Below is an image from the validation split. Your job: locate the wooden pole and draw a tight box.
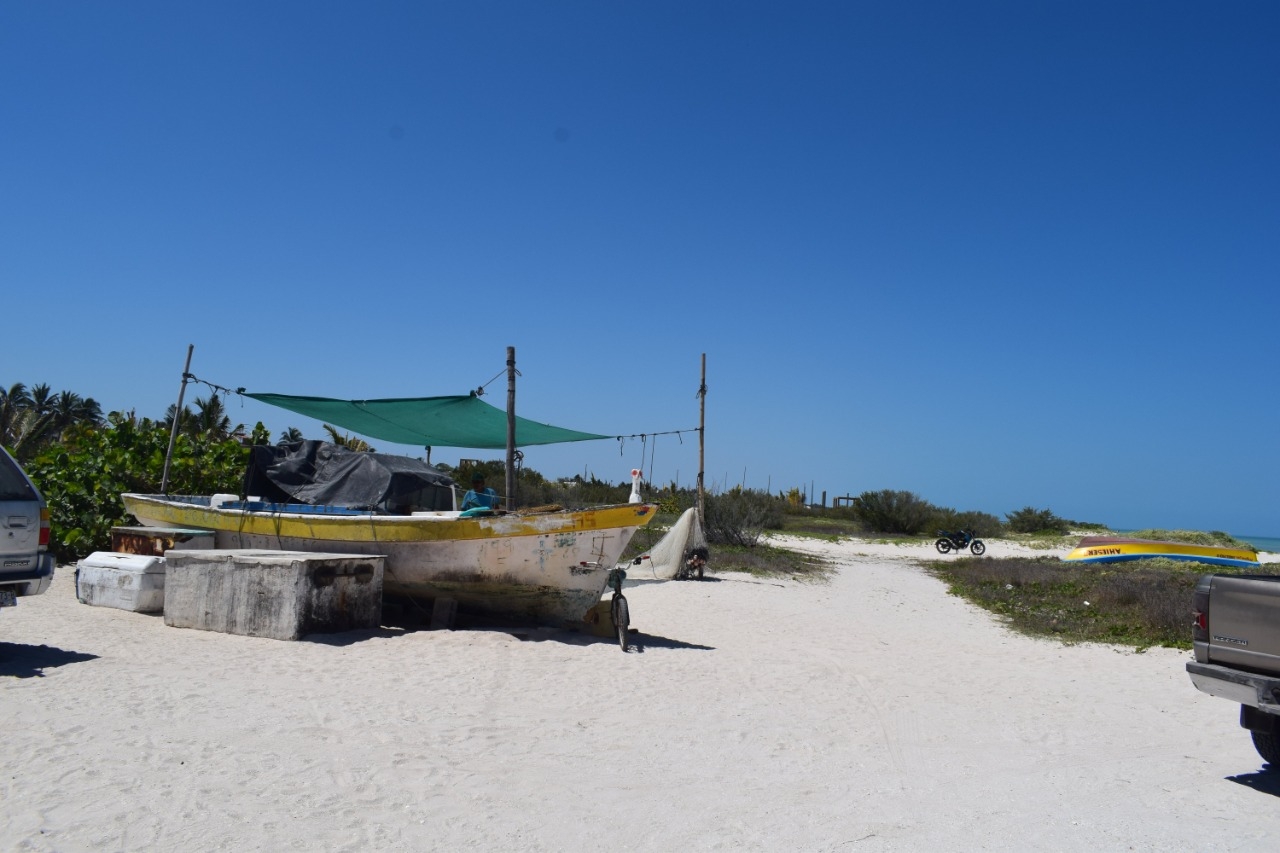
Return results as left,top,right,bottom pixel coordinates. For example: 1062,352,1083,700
505,346,516,511
697,353,706,521
160,344,194,495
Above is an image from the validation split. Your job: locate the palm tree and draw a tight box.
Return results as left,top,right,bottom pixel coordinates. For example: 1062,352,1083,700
0,383,57,457
194,394,233,439
322,424,374,452
47,391,103,442
56,391,103,426
278,427,304,444
163,403,194,436
6,409,56,460
27,383,54,417
166,393,245,441
0,383,32,447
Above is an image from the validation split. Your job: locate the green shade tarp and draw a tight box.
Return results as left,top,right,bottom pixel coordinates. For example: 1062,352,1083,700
247,393,610,449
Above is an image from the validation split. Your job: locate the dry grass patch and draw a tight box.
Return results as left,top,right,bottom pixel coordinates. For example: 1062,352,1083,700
927,556,1280,650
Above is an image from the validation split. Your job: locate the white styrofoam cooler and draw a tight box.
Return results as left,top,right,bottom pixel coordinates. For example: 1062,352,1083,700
76,551,166,613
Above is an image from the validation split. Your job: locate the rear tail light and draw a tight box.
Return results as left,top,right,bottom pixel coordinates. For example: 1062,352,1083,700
1192,587,1210,643
38,507,50,549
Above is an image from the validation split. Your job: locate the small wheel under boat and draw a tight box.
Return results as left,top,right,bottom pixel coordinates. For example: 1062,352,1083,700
611,594,630,652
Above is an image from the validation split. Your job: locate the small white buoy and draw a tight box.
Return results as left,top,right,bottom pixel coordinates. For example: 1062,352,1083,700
628,468,643,503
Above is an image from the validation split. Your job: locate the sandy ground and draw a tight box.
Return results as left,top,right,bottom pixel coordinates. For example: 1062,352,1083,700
3,538,1280,852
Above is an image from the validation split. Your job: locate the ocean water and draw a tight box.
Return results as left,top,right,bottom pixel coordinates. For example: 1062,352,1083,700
1237,535,1280,554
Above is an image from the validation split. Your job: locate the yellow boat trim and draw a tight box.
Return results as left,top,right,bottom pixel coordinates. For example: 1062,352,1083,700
121,495,655,543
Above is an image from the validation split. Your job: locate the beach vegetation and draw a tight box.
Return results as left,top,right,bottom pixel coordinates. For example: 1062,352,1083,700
1,381,105,461
278,426,305,443
1005,506,1070,535
927,556,1280,650
848,489,937,535
25,413,248,563
930,509,1004,538
163,392,243,442
1004,531,1081,551
502,469,631,508
1123,528,1254,550
321,423,375,452
707,542,832,580
702,487,785,547
778,509,864,540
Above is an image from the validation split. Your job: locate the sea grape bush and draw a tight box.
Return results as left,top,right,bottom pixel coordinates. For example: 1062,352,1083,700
24,416,248,563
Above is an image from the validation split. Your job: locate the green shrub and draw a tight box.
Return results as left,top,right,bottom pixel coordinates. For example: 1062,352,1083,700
1126,529,1254,550
703,488,785,547
1006,506,1070,535
25,417,248,563
930,509,1005,538
850,490,938,535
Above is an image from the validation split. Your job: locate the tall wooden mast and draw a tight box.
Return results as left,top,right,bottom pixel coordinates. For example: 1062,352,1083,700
697,352,707,520
505,346,517,510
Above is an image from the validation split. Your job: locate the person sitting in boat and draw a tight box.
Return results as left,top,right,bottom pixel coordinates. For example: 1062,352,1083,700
461,472,499,511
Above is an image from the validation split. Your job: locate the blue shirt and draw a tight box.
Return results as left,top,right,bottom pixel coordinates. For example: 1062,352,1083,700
461,486,498,510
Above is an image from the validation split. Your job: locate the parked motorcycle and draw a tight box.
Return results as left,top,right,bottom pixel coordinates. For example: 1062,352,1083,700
935,529,986,556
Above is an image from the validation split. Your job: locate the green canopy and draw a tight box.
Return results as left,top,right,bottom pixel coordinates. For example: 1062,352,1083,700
246,393,610,449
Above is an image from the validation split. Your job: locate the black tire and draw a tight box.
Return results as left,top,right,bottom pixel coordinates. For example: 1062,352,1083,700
611,594,630,652
970,539,986,556
935,538,952,554
1252,730,1280,767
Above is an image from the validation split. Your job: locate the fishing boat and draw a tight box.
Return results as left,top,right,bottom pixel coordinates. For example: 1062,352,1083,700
1062,536,1259,569
122,440,657,626
122,492,656,625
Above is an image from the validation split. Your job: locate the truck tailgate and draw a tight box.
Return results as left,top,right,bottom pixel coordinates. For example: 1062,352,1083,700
1201,574,1280,672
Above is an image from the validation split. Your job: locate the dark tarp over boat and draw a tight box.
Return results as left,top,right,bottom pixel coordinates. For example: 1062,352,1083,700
243,441,455,513
245,393,609,449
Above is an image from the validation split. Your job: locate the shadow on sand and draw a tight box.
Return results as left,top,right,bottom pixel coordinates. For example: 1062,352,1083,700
1227,767,1280,798
303,627,410,646
0,642,100,679
624,576,724,588
308,621,715,652
503,627,715,653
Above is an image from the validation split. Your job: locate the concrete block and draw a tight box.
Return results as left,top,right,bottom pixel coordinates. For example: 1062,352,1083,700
76,552,167,613
163,550,384,640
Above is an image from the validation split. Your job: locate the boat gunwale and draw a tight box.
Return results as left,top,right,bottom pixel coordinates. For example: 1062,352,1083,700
120,493,657,543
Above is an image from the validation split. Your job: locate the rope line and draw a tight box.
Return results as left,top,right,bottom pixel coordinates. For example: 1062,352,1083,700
470,367,519,397
184,374,246,401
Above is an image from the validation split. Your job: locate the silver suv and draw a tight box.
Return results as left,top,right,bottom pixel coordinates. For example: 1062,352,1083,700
0,446,54,608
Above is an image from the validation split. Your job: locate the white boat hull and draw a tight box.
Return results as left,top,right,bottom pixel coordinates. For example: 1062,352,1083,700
121,494,657,626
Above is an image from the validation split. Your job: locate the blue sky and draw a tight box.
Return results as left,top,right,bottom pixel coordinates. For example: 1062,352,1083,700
3,2,1277,534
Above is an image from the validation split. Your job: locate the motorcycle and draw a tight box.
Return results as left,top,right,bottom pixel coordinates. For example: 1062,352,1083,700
935,529,986,556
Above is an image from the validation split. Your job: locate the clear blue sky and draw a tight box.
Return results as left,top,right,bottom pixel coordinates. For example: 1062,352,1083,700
3,2,1277,534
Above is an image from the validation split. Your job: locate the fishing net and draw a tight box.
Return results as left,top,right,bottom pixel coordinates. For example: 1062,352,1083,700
624,507,709,580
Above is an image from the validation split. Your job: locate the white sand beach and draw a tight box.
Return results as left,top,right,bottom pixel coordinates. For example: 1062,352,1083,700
4,538,1279,851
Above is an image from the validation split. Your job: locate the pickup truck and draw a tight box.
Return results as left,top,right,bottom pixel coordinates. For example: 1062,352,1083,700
0,446,55,610
1186,573,1280,768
